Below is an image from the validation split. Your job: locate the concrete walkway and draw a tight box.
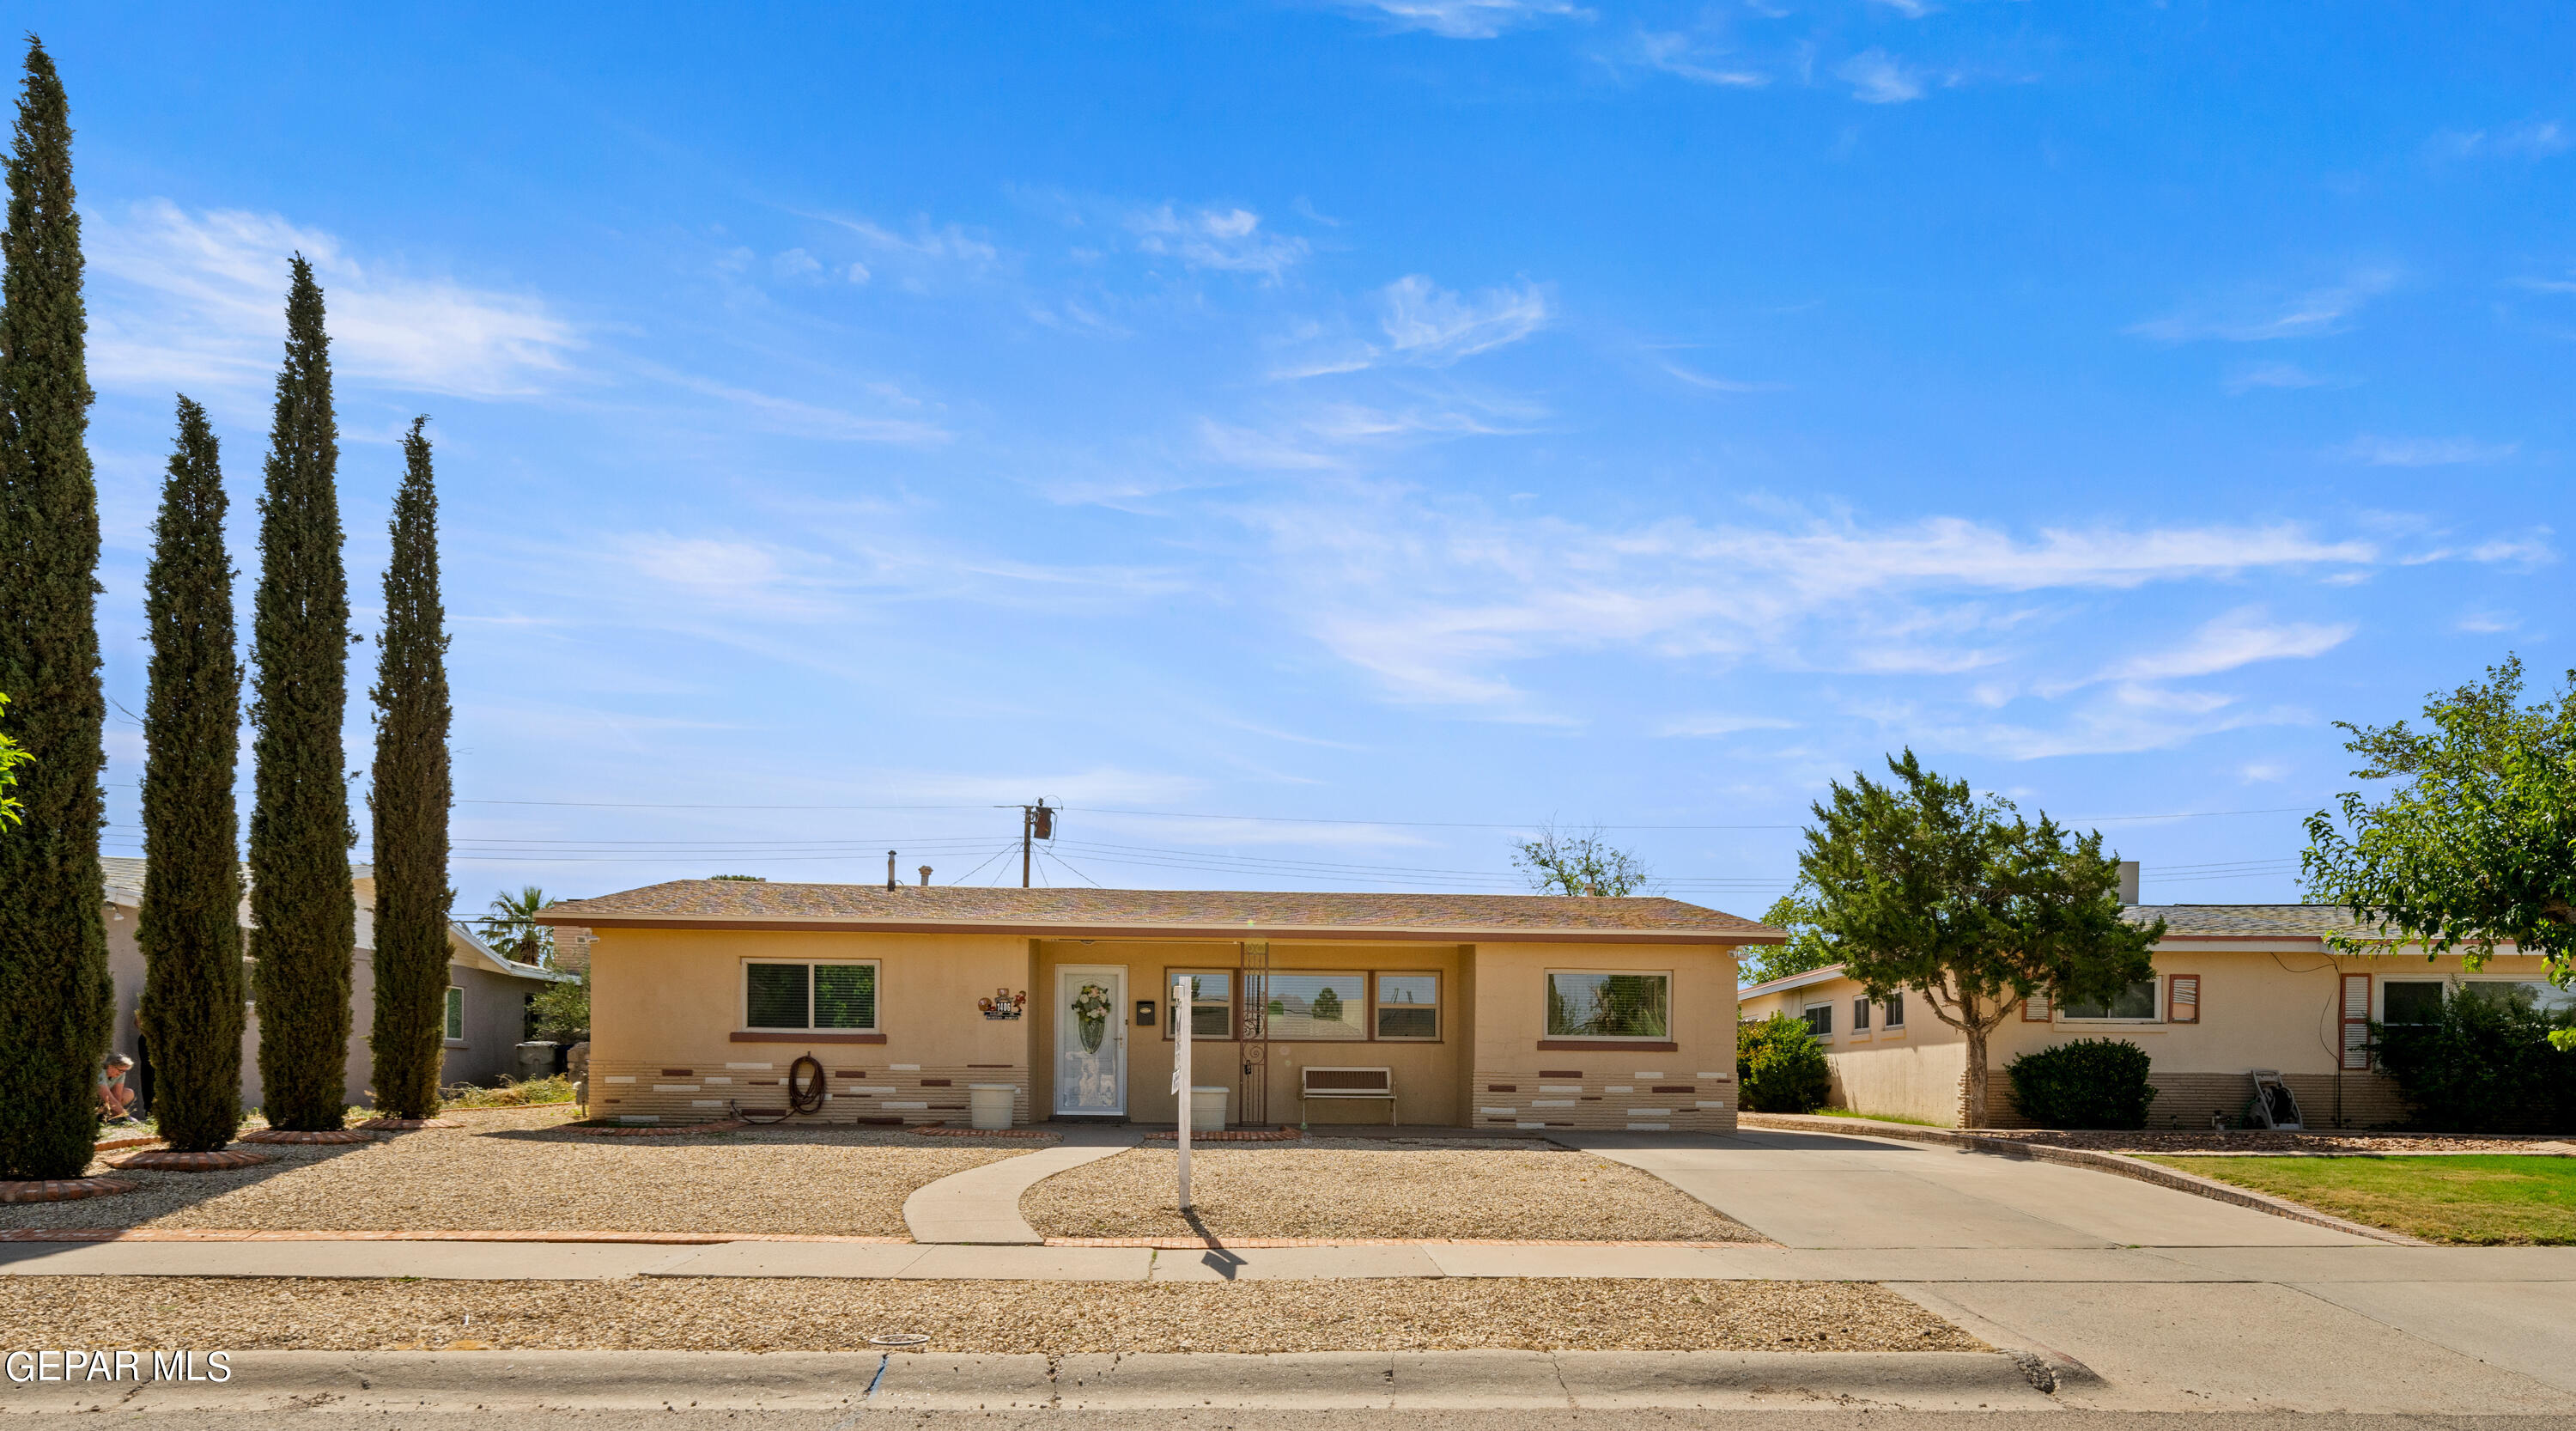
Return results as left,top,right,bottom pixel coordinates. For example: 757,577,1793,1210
901,1126,1139,1245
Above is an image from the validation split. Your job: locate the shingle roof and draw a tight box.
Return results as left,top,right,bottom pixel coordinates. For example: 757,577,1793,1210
535,881,1779,943
2129,904,2377,940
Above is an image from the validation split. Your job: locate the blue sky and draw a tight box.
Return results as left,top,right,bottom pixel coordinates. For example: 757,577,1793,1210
41,1,2569,912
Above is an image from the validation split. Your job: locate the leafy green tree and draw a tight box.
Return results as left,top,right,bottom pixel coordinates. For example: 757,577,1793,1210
1510,824,1653,896
2303,655,2576,1050
1791,750,2162,1128
248,256,355,1132
1747,894,1840,984
367,418,452,1121
528,970,589,1044
482,885,553,966
0,37,112,1180
2372,981,2576,1133
138,397,245,1153
0,691,26,829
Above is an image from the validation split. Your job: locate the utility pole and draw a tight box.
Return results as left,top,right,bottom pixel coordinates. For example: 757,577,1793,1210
1017,800,1055,888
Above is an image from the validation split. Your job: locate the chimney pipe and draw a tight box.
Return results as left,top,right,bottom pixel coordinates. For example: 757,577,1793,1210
2117,860,2140,905
918,865,933,887
885,850,896,892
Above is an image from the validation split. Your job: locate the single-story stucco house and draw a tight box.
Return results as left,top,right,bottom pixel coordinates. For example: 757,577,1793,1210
102,857,575,1112
535,881,1781,1130
1738,869,2567,1130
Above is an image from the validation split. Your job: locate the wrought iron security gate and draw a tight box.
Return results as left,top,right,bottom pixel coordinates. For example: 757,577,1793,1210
1237,940,1270,1125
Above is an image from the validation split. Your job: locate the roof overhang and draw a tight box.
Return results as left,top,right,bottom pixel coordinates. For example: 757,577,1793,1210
537,913,1778,945
1737,964,1849,998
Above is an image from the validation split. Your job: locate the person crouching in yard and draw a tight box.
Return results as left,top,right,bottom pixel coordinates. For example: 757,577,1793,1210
99,1054,139,1125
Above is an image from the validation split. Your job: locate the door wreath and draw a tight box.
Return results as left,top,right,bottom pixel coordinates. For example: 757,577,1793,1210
1071,983,1113,1054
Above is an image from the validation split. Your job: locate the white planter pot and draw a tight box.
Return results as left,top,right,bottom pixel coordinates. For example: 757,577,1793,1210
967,1084,1018,1131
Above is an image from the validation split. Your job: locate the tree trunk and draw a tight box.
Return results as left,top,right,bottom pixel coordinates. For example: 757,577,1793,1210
1961,1021,1991,1128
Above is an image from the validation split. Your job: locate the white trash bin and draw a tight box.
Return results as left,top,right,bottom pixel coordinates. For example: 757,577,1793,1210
967,1084,1017,1131
1188,1085,1230,1133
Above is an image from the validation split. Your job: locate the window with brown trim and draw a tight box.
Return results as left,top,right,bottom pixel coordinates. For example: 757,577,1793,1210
1163,969,1236,1041
1374,972,1440,1040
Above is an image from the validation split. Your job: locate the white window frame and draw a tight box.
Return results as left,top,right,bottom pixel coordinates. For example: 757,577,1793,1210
2382,975,2575,1024
1544,968,1674,1041
1850,996,1871,1032
1801,1001,1835,1038
1164,967,1237,1043
443,985,465,1044
1372,971,1443,1042
740,957,883,1034
2057,976,2164,1024
1882,994,1905,1029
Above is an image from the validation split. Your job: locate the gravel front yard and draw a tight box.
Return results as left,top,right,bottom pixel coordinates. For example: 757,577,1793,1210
2,1109,1027,1237
0,1276,1975,1353
1023,1144,1760,1242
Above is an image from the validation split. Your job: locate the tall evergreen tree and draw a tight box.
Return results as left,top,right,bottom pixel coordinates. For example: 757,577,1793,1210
0,37,111,1180
368,417,452,1121
139,397,244,1153
248,257,354,1131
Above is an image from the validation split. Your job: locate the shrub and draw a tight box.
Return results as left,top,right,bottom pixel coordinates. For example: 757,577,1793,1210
1737,1014,1832,1113
2375,983,2576,1133
528,971,590,1044
441,1075,576,1109
2005,1038,2158,1129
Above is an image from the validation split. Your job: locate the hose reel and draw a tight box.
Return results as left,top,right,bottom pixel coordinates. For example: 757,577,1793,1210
735,1054,827,1124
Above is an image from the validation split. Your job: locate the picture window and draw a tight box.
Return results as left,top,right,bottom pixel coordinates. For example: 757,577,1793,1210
744,960,879,1032
1546,971,1671,1039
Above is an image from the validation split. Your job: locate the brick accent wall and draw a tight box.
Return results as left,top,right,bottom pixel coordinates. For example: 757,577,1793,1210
1469,1061,1736,1133
586,1058,1030,1125
550,925,594,975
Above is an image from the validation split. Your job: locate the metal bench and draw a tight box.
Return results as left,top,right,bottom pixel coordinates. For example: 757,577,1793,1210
1299,1066,1396,1127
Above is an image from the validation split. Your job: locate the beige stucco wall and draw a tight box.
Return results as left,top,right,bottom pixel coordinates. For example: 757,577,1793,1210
1740,946,2562,1128
587,926,1036,1125
1468,941,1739,1134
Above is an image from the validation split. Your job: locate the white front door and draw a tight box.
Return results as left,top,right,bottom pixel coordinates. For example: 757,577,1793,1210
1054,966,1127,1116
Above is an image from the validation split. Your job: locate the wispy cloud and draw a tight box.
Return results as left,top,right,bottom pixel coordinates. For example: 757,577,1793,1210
1379,276,1551,363
1656,713,1799,738
1868,0,1935,15
1629,31,1768,87
1127,205,1308,278
2225,362,2347,393
2331,435,2517,467
636,363,950,446
1662,362,1787,393
2426,120,2570,161
90,199,581,399
1837,50,1924,104
2101,608,2355,681
2129,269,2397,344
1938,683,2306,760
1335,0,1588,39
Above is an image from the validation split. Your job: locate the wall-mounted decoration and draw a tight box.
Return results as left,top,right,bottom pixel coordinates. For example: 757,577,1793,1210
978,988,1028,1020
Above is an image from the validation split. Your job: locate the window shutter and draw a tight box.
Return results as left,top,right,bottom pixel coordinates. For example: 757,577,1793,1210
2021,991,2051,1021
2339,972,2372,1069
2168,974,2200,1024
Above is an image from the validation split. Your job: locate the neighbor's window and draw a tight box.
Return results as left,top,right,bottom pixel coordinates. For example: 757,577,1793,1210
443,987,465,1041
1375,973,1441,1040
1256,972,1368,1040
744,959,880,1032
1883,995,1905,1028
1545,971,1672,1040
1167,971,1235,1041
2060,977,2160,1021
2452,980,2576,1019
1851,996,1872,1032
1801,1002,1833,1038
2382,980,2444,1026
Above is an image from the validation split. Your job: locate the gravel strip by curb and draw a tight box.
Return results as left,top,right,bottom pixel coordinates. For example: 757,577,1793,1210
1741,1112,2427,1245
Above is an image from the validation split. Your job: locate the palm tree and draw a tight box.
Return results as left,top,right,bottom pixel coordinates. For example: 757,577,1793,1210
483,886,552,967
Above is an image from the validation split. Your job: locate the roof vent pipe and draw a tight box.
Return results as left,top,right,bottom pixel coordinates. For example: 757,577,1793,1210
2117,860,2140,905
886,850,896,892
918,865,933,887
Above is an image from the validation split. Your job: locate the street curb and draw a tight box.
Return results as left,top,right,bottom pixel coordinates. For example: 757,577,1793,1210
1740,1113,2427,1245
0,1348,2057,1413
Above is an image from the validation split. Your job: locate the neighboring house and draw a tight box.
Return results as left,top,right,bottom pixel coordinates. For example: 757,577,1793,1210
534,882,1782,1130
1738,866,2567,1130
101,857,576,1111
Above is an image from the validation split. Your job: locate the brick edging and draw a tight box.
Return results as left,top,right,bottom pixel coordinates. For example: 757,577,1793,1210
568,1119,750,1137
0,1178,140,1205
1142,1129,1303,1142
0,1227,1759,1249
1042,1235,1759,1249
1739,1113,2427,1245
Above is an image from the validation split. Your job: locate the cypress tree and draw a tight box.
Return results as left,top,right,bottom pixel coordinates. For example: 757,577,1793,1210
367,417,452,1121
0,36,112,1180
139,397,244,1153
248,257,354,1131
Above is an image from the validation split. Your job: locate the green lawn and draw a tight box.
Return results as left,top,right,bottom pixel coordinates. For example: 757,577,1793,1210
2144,1154,2576,1245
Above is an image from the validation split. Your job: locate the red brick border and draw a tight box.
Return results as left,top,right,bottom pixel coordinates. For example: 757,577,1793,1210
354,1117,462,1131
1143,1129,1303,1142
0,1177,139,1205
0,1226,1752,1248
910,1124,1054,1140
568,1119,750,1137
93,1135,161,1152
105,1148,276,1172
240,1129,378,1145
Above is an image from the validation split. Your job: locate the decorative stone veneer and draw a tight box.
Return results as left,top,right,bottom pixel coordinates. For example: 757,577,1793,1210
586,1058,1030,1126
1969,1068,2411,1130
1469,1062,1736,1133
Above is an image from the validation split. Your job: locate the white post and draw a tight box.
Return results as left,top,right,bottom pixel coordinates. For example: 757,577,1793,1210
1172,976,1192,1211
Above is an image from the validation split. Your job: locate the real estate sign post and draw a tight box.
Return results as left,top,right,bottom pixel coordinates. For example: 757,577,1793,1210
1173,975,1192,1210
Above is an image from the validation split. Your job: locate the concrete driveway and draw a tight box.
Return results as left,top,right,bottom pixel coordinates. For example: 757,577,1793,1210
1565,1124,2576,1412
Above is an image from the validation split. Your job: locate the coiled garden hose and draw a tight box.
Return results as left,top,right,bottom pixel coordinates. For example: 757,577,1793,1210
734,1054,828,1124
